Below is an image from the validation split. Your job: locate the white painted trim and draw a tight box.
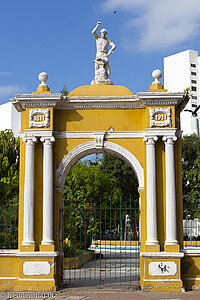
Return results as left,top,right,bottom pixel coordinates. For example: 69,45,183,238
17,278,55,281
182,249,200,256
54,129,182,139
183,278,200,281
20,130,54,138
145,128,178,137
56,141,144,193
0,277,18,280
143,279,182,282
11,92,184,111
141,252,184,258
17,252,59,258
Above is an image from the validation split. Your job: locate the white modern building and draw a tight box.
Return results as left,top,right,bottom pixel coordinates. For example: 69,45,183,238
164,49,200,136
0,101,21,136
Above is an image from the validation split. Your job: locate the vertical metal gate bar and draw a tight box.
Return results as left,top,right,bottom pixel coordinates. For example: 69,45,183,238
110,196,112,284
120,196,122,285
115,202,117,281
104,201,107,284
125,205,127,284
84,204,87,281
79,196,82,282
129,196,132,285
100,196,102,285
89,201,92,281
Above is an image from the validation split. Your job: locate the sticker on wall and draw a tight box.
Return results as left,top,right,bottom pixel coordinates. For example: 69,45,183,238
149,107,171,127
149,261,177,276
29,108,50,128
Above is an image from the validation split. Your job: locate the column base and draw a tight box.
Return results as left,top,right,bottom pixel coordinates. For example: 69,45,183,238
164,244,180,252
140,252,184,292
40,244,55,252
145,244,160,252
20,244,35,252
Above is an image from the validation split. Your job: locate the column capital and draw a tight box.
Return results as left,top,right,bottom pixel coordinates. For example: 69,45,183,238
143,136,158,145
162,136,177,144
40,136,55,144
23,136,37,145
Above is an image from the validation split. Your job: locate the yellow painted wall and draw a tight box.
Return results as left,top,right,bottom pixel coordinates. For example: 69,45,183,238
15,84,184,291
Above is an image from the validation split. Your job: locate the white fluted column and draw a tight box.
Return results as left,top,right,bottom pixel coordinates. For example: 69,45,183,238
163,136,178,245
144,136,159,245
40,136,55,245
22,136,37,245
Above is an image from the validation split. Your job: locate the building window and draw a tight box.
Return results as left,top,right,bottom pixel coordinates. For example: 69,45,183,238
192,96,197,100
191,86,197,91
191,72,197,76
191,80,197,84
191,63,196,68
192,104,197,108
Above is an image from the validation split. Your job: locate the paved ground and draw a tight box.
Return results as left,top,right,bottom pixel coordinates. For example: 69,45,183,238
1,286,200,299
63,255,140,286
55,286,200,300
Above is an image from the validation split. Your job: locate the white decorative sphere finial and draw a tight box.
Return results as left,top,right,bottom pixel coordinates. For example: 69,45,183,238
38,72,48,86
152,69,162,84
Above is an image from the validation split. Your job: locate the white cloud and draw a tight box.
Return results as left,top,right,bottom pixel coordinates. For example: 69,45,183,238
102,0,200,52
0,72,20,76
0,85,26,97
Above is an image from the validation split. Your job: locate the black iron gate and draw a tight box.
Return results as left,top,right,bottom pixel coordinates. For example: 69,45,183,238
63,196,140,287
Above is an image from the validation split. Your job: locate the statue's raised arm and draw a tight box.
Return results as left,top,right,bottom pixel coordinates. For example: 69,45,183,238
91,22,116,85
92,22,101,39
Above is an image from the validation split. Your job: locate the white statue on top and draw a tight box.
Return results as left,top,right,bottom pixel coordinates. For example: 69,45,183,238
91,22,116,85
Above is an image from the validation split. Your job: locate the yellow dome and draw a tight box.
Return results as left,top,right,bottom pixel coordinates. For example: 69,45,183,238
68,84,133,97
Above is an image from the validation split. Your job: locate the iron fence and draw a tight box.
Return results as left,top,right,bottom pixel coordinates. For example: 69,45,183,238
63,196,140,287
183,218,200,248
0,199,18,249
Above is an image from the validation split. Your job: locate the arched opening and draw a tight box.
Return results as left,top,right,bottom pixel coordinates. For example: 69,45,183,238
56,141,144,287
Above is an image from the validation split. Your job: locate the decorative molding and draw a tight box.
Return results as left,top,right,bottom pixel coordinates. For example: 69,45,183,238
22,136,37,146
141,252,184,259
54,131,145,139
29,108,50,128
144,128,178,137
17,252,59,258
163,136,177,144
94,131,105,149
10,92,185,112
54,129,182,140
20,130,54,139
149,261,177,276
181,249,200,257
56,141,144,193
149,107,171,127
10,94,62,112
40,136,55,144
143,136,158,145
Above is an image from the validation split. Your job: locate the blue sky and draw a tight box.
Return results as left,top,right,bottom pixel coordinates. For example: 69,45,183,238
1,0,200,104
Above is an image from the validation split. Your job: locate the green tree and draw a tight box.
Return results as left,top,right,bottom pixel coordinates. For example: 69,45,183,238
0,130,19,248
182,134,200,218
100,153,139,206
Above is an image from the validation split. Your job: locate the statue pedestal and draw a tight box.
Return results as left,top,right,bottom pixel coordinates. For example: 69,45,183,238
91,79,114,85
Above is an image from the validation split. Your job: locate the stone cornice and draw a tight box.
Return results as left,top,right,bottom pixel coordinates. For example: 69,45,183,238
10,92,185,111
10,93,62,111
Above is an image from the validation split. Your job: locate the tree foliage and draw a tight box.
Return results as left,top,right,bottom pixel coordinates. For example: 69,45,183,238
182,134,200,218
0,130,19,248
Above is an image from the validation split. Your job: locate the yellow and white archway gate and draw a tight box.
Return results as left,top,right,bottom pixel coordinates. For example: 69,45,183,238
0,78,194,292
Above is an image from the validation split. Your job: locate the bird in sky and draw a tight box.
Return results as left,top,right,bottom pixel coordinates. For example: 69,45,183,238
114,10,116,14
184,105,200,117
